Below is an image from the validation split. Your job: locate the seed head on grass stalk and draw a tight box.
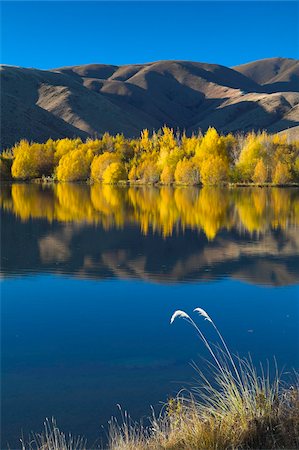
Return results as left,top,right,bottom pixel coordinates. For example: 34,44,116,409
170,309,224,375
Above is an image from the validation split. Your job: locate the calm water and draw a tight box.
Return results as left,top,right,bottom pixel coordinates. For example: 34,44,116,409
1,184,299,449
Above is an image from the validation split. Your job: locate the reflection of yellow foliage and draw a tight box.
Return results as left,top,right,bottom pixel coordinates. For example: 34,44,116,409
3,184,299,240
11,184,55,221
55,184,95,222
90,185,125,228
235,189,269,233
196,188,231,240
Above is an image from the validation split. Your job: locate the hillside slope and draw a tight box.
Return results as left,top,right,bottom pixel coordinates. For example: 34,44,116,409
1,58,299,149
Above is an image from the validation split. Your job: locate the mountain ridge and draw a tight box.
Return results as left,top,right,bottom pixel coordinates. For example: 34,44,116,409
1,57,299,149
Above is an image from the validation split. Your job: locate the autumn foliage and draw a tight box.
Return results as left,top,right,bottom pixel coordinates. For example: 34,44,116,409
5,127,299,185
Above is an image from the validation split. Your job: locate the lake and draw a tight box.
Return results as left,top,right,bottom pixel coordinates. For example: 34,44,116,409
1,184,299,449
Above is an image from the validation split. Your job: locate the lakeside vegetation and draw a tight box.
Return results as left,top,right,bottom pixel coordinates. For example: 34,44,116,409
1,128,299,185
20,309,299,450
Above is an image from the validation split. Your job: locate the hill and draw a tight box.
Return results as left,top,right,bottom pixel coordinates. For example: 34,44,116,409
1,58,299,149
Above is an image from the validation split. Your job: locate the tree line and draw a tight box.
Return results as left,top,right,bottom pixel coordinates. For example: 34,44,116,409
1,127,299,185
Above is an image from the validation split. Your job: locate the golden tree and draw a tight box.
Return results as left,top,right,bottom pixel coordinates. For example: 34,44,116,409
56,148,94,181
91,152,119,182
12,141,55,180
272,162,291,184
200,156,229,185
160,165,175,184
252,159,267,184
174,159,199,185
102,162,127,184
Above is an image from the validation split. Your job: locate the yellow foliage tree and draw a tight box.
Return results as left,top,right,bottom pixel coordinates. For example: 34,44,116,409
128,165,138,182
160,165,175,184
174,159,199,185
252,159,267,184
272,162,291,184
12,140,55,180
56,148,94,181
195,127,228,166
102,162,127,184
54,138,82,162
237,133,266,181
138,160,160,184
91,152,119,182
200,156,229,185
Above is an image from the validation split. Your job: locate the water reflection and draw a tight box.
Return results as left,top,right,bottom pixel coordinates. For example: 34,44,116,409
1,184,299,285
2,184,299,237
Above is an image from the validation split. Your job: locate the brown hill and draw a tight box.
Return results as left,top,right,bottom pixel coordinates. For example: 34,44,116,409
1,58,299,149
234,57,299,92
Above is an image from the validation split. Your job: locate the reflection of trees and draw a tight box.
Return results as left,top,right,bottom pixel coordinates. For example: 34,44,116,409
2,184,299,240
11,184,55,221
55,184,95,222
235,189,269,233
90,185,126,229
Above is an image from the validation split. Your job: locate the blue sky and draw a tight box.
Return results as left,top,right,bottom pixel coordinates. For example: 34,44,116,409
1,1,298,69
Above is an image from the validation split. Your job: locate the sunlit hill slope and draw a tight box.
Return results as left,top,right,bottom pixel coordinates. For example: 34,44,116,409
1,57,299,148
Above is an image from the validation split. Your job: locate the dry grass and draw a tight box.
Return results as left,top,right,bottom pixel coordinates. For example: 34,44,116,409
20,418,87,450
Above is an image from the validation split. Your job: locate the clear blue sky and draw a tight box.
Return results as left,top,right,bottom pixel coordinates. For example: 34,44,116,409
1,1,298,69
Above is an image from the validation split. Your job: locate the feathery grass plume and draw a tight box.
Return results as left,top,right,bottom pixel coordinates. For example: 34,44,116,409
170,310,189,324
170,309,224,373
194,307,242,386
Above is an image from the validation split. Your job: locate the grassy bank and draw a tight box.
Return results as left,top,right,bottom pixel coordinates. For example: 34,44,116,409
20,309,299,450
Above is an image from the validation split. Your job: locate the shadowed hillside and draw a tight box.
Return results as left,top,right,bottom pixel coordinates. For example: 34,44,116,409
1,58,299,149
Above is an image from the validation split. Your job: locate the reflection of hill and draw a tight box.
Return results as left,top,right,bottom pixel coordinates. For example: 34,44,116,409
1,184,299,286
